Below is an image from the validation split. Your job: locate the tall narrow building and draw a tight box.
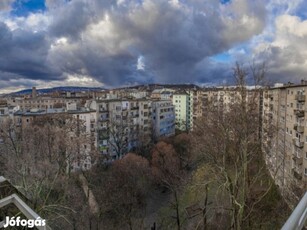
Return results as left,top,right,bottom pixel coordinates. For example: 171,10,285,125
262,81,307,206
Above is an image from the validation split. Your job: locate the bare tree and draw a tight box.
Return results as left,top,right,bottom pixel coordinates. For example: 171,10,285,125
191,63,273,229
151,141,187,230
107,118,129,159
0,114,93,228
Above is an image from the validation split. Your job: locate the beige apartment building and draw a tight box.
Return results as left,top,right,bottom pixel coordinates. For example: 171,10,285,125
262,81,307,205
88,98,155,160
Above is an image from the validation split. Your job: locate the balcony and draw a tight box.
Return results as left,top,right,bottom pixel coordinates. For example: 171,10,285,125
295,94,306,102
99,126,108,131
293,138,304,148
131,106,139,110
0,176,51,229
99,108,108,113
282,192,307,230
293,169,303,180
98,130,109,140
292,155,303,165
99,117,109,122
294,124,305,133
99,145,108,152
294,109,305,117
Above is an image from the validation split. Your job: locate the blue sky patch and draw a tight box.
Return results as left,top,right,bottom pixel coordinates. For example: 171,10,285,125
211,52,232,63
220,0,231,5
11,0,46,17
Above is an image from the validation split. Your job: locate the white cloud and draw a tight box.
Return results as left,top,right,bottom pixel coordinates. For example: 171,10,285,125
137,56,145,70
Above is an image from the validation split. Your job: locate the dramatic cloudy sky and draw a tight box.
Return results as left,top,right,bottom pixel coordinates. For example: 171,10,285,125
0,0,306,93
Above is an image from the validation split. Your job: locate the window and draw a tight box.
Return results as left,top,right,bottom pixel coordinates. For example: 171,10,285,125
305,168,307,176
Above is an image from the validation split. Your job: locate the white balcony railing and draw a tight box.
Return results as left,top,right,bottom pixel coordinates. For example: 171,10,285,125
282,192,307,230
0,176,51,229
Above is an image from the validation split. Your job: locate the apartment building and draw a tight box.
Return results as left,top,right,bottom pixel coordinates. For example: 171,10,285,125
151,100,175,138
262,81,307,204
0,103,16,120
172,90,192,131
69,109,97,171
151,88,175,100
88,98,154,160
7,96,87,110
12,105,97,172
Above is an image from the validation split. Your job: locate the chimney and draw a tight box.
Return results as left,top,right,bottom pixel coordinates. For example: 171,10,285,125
32,87,37,98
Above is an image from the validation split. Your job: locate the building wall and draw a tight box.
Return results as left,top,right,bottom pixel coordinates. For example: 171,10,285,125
93,99,155,160
173,93,190,130
152,100,175,138
262,83,307,205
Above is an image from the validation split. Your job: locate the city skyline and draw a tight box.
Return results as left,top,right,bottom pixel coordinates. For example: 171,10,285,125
1,0,307,94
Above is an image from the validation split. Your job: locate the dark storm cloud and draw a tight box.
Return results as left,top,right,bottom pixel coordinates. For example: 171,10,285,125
0,0,268,90
45,0,266,86
256,45,307,84
0,21,62,82
48,0,94,40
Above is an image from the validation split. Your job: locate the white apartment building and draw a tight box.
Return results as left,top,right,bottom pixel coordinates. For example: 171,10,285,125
172,90,192,131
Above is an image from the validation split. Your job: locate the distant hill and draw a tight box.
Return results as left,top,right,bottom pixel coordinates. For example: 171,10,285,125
114,83,201,91
3,84,202,97
7,86,105,96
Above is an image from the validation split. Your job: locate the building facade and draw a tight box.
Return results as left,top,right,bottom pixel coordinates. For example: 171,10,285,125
262,81,307,205
172,91,192,131
151,100,175,138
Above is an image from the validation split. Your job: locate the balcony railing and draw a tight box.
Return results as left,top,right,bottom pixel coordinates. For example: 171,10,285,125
0,194,50,229
293,139,304,148
282,192,307,230
292,155,303,165
295,95,306,102
0,177,51,230
291,168,303,180
294,109,305,117
294,124,304,133
99,117,109,122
